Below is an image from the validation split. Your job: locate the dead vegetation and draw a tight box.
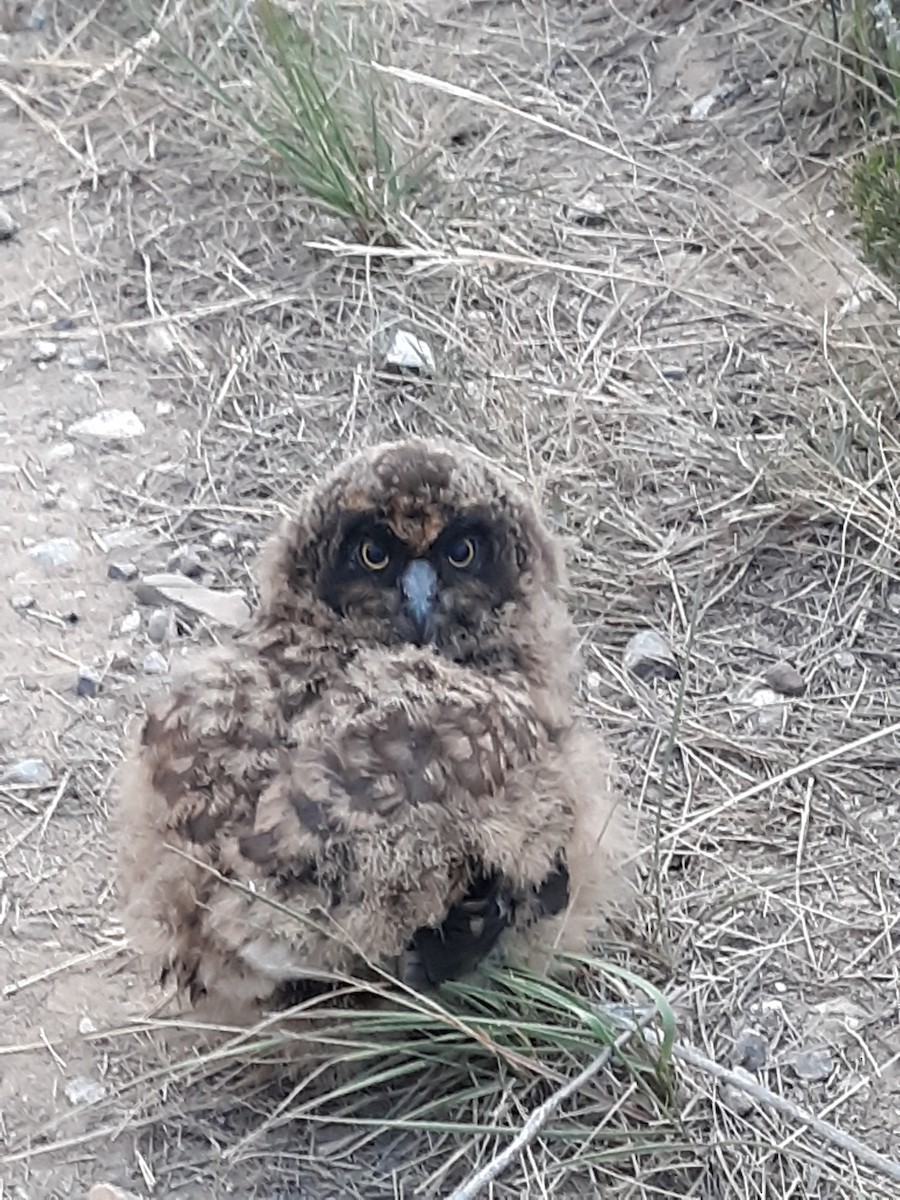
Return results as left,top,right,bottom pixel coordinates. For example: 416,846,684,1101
1,0,899,1196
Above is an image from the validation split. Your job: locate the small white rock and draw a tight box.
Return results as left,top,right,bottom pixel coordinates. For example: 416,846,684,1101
28,536,80,568
0,202,17,241
146,325,177,361
833,650,855,670
64,1075,107,1106
2,758,52,786
155,399,174,417
119,610,142,635
45,441,76,465
142,649,169,675
31,339,59,363
78,1015,98,1035
29,296,49,320
749,687,787,732
385,329,435,374
586,671,602,692
11,593,37,611
68,409,146,444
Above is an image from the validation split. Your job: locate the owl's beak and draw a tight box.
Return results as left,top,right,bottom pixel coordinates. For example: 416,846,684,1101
400,559,438,644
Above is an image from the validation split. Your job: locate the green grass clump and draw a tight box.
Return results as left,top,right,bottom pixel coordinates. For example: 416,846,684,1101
177,0,430,242
850,142,900,284
824,0,900,286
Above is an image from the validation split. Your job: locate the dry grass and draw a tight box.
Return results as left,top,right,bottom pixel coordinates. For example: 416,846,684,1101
1,0,899,1196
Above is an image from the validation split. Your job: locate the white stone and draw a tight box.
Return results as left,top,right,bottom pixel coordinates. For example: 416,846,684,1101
68,409,146,443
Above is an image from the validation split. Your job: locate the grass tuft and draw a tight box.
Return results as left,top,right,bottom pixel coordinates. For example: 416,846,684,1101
168,0,431,242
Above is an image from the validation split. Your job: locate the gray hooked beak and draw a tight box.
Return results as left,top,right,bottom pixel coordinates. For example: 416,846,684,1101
400,559,438,644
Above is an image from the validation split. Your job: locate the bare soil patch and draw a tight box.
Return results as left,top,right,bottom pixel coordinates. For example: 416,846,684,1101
1,2,898,1197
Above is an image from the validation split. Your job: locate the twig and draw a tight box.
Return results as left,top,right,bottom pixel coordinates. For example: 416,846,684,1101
654,1033,900,1187
446,1020,645,1200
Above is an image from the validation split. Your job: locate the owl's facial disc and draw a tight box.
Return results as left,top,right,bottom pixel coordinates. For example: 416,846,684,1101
317,509,519,654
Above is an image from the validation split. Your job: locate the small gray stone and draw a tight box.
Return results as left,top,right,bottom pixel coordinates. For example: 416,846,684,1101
108,561,138,582
789,1047,833,1082
11,593,37,611
764,660,805,697
68,409,146,444
168,548,203,579
833,650,855,670
210,530,233,552
0,203,17,241
75,669,101,698
147,607,176,644
28,536,80,569
31,339,59,363
2,758,52,786
732,1029,768,1073
29,297,49,320
623,630,679,681
142,649,169,675
62,347,106,371
722,1066,757,1116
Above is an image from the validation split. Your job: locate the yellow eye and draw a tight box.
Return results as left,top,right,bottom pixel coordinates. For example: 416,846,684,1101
360,539,390,571
447,537,475,569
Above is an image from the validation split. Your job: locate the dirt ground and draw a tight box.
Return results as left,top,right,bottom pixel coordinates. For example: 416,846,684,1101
1,1,899,1197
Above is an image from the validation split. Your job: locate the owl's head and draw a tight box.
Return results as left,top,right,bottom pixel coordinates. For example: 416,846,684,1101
257,438,573,679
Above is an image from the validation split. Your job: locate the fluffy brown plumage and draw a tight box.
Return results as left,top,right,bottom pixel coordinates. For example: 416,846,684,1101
116,438,632,1019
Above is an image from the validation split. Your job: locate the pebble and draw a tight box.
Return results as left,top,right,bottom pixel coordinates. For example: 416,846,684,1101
833,650,855,670
31,339,59,363
142,649,169,675
210,530,233,552
2,758,52,786
67,408,146,444
585,670,602,692
51,315,75,332
385,329,435,374
789,1047,833,1083
749,687,787,732
29,296,49,320
732,1029,768,1073
119,610,141,635
28,536,80,569
45,441,76,465
75,668,101,698
62,347,106,371
147,608,176,644
722,1066,757,1116
11,593,36,611
88,1184,143,1200
169,548,203,579
764,660,805,697
0,202,17,241
623,630,679,682
78,1015,98,1035
146,325,177,361
108,561,139,582
64,1075,107,1106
